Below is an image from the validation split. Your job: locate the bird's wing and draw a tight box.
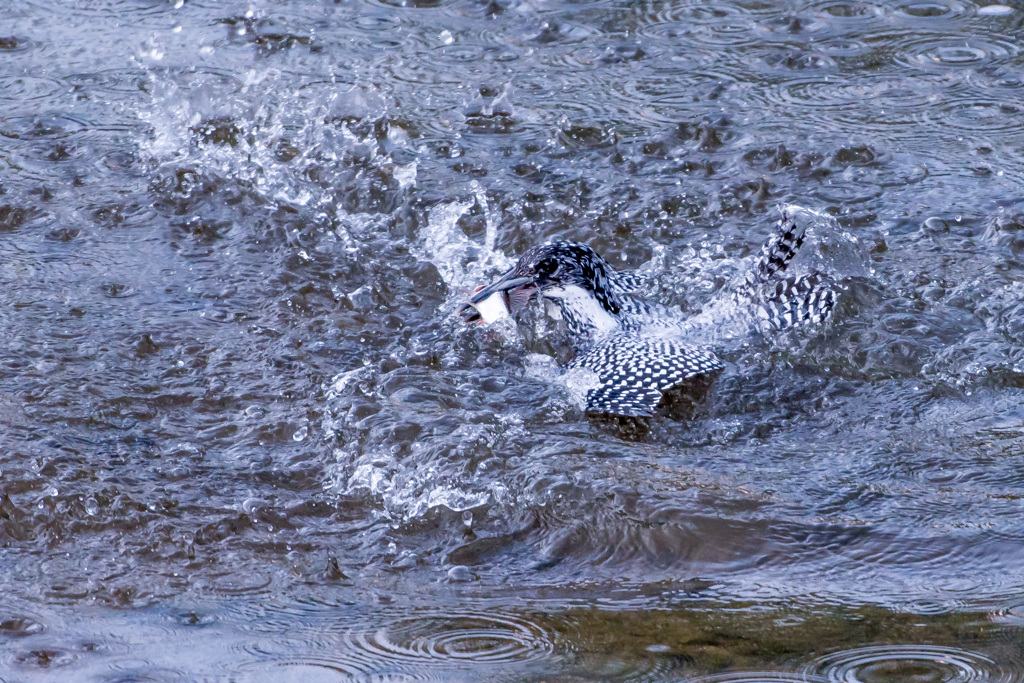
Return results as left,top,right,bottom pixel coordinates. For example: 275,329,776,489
583,385,665,417
569,336,723,416
609,269,649,293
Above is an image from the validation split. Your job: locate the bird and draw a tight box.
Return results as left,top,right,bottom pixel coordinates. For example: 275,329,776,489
463,213,836,417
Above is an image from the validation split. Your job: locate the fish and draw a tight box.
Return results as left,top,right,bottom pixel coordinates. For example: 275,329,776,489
459,282,537,324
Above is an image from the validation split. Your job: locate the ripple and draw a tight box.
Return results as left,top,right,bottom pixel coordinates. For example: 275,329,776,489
896,36,1017,72
757,48,837,72
921,98,1024,134
992,601,1024,626
384,49,472,86
0,75,63,103
0,35,35,53
494,18,597,47
890,0,972,24
0,114,91,140
691,674,827,682
810,180,884,205
351,13,402,31
11,646,79,669
100,662,193,682
801,645,1015,683
549,41,653,71
616,71,742,124
235,609,557,680
771,74,941,111
817,38,871,57
263,659,429,681
766,73,959,133
818,1,884,24
0,614,45,638
25,0,183,21
66,69,149,94
373,0,444,8
351,611,555,667
203,572,273,597
634,4,760,46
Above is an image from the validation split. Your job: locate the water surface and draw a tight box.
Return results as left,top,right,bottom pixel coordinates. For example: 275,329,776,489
1,0,1024,679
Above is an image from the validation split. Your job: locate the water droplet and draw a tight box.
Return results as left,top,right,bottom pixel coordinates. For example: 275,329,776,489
292,425,308,442
978,4,1013,15
447,565,475,582
439,30,454,45
461,510,473,529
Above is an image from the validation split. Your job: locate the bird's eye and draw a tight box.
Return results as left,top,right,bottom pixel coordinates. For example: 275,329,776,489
535,257,558,278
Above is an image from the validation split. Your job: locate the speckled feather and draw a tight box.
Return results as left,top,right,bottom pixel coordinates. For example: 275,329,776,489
758,271,836,329
568,336,724,416
748,214,836,328
754,213,806,282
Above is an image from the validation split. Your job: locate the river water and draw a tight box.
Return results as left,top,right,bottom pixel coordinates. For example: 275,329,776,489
1,0,1024,680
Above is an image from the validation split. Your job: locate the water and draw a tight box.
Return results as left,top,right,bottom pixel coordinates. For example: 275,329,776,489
1,0,1024,679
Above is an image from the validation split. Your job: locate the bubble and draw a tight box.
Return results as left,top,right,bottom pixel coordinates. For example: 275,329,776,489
977,5,1013,16
446,565,476,582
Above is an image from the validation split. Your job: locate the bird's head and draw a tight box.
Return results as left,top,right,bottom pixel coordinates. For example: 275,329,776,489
463,241,622,336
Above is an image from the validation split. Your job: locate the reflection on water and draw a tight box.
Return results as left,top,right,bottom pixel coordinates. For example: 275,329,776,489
5,598,1021,680
1,0,1024,678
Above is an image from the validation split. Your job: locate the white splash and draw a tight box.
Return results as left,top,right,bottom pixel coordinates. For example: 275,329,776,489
413,181,512,294
558,366,602,412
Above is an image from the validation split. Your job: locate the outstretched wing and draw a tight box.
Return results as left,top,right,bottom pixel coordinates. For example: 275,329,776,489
569,336,723,416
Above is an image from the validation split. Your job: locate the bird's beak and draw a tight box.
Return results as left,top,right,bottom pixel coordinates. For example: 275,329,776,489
460,272,538,324
469,274,535,304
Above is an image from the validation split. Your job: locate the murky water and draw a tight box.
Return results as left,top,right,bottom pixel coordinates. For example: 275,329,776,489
1,0,1024,679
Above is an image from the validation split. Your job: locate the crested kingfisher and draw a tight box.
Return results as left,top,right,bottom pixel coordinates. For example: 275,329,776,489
463,214,836,417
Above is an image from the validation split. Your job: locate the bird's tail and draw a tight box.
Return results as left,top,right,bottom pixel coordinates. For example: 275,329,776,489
754,212,805,282
749,212,837,329
757,271,836,329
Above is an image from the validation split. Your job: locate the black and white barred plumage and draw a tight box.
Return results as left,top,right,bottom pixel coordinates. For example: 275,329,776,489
746,213,836,329
466,213,836,417
567,337,723,416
